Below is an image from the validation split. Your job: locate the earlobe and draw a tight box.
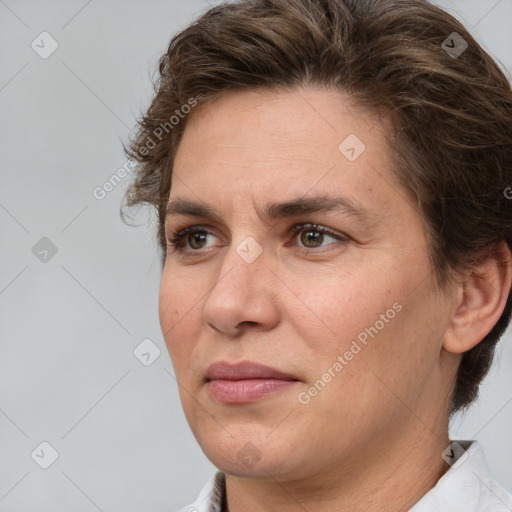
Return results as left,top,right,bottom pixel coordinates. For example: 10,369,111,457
442,242,512,355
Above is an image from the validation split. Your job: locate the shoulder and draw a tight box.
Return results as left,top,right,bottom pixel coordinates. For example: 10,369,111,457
479,475,512,511
458,441,512,511
411,440,512,512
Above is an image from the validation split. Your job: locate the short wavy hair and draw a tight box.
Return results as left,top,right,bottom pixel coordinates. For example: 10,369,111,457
122,0,512,414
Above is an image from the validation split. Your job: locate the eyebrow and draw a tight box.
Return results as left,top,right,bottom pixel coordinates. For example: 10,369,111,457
165,195,379,226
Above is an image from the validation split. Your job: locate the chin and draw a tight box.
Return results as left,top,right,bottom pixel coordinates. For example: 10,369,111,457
197,426,309,480
208,452,294,479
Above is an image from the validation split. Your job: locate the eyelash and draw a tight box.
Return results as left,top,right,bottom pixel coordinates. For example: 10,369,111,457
165,223,348,255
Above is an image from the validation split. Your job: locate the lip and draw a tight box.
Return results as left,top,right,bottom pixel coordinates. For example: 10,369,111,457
205,361,299,403
205,360,298,381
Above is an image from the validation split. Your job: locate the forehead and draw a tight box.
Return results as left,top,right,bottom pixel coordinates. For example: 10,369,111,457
169,87,414,223
178,86,377,151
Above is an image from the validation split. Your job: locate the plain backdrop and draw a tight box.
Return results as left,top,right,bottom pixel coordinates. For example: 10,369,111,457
1,0,511,510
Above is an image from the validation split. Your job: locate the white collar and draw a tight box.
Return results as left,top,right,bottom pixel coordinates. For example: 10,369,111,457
179,440,512,512
409,440,512,511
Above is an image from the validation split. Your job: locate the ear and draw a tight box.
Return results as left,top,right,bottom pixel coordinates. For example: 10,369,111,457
443,242,512,355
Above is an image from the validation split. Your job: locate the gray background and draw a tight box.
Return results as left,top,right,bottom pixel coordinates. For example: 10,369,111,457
0,0,511,510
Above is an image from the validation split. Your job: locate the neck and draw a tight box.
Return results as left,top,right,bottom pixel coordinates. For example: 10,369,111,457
225,422,450,512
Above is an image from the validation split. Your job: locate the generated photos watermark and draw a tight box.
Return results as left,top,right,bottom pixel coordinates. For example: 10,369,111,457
92,97,197,200
298,301,403,404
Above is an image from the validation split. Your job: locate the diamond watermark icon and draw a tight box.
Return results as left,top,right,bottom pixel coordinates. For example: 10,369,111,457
31,441,59,469
31,32,59,59
339,134,366,162
441,441,468,469
32,237,58,263
134,338,161,366
237,442,262,468
442,32,468,59
236,236,263,264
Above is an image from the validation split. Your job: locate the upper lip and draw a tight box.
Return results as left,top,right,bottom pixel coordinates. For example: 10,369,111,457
205,361,298,381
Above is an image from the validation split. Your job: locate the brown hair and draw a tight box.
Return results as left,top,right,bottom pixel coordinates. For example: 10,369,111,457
122,0,512,414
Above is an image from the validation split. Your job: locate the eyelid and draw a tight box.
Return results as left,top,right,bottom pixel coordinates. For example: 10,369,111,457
165,222,349,255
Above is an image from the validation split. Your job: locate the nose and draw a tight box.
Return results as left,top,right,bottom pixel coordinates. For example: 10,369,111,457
201,238,280,337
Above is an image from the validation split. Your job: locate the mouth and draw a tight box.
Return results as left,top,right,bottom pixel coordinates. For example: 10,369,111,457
205,360,300,403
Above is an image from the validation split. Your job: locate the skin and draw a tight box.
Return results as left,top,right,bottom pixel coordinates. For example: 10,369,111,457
159,87,511,511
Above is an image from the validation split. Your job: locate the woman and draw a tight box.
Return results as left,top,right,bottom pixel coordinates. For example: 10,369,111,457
122,0,512,510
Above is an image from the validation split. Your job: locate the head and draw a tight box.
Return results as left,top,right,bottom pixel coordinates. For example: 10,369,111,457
123,0,512,479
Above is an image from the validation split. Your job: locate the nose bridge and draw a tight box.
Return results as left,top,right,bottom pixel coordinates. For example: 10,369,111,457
216,191,267,279
202,232,276,334
213,233,265,299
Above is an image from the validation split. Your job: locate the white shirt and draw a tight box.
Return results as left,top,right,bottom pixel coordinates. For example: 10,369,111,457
176,440,512,511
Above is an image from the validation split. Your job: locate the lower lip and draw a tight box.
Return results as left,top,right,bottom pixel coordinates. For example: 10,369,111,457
207,379,298,403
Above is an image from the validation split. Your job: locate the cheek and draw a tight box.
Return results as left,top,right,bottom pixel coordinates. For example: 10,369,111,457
303,302,436,442
338,287,445,411
296,262,431,386
158,270,203,362
291,264,399,353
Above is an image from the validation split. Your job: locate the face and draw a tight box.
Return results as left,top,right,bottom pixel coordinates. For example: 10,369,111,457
159,87,456,481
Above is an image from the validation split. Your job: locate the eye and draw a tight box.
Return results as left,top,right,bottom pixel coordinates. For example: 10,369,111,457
165,223,348,256
289,223,348,252
166,225,215,253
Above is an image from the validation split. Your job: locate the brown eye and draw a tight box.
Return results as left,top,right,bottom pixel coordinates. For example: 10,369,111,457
290,223,347,251
188,232,208,249
166,226,215,253
300,230,325,248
